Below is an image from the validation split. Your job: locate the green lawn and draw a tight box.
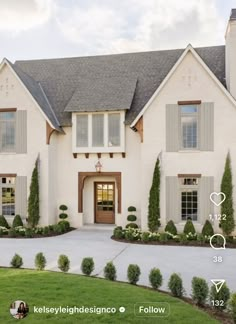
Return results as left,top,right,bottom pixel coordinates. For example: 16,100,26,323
0,269,219,324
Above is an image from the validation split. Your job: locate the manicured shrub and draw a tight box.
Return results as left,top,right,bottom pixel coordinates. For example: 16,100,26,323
59,205,68,221
59,205,68,211
197,234,205,244
12,215,23,228
125,223,138,229
28,160,40,228
226,236,234,244
58,220,70,232
127,215,137,222
191,277,209,306
220,153,235,235
113,227,124,239
128,206,136,212
59,213,68,220
10,254,23,268
127,264,141,285
148,158,161,231
202,220,214,237
165,220,177,235
183,220,196,235
149,268,163,289
58,254,70,273
81,257,94,276
43,226,49,236
25,228,33,238
141,232,150,242
229,293,236,323
179,233,188,244
35,252,46,270
168,273,184,297
8,228,18,238
210,282,230,310
159,232,169,243
0,215,9,228
104,262,116,281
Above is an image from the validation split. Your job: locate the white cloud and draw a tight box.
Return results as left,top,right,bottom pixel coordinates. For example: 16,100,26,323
56,0,226,55
0,0,53,33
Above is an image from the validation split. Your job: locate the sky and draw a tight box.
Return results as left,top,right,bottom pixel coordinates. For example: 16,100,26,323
0,0,236,62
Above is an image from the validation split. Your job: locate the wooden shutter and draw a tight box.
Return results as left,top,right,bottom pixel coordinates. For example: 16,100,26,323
199,102,214,151
199,176,214,224
15,176,27,218
166,176,180,223
166,104,179,152
16,110,27,153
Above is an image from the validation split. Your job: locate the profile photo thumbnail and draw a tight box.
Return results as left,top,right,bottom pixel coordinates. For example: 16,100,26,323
10,300,29,319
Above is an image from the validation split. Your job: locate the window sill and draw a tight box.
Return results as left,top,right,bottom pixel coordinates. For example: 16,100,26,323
73,146,125,153
0,152,17,155
178,150,201,153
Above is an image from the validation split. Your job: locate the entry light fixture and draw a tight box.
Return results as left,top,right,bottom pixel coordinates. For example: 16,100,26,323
95,160,102,173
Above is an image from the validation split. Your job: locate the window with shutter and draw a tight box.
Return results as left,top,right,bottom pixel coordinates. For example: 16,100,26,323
0,111,16,152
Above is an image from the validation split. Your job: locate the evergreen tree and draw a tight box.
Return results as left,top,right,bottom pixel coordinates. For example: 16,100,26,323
28,159,40,228
220,153,235,235
148,158,161,231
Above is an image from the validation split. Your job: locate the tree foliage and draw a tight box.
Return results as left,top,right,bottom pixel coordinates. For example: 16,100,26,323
148,158,161,231
220,153,235,235
28,159,40,228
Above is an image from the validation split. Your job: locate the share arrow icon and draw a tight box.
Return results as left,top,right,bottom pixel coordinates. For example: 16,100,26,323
211,279,225,293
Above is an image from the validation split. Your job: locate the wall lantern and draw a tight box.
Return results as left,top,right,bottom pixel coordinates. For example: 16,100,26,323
95,160,102,173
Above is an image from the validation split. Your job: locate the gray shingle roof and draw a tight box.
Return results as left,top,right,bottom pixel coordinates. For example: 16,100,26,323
230,9,236,20
64,76,137,112
14,45,225,126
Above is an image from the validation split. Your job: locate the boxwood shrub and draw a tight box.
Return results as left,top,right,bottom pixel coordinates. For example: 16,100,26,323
168,273,184,297
58,254,70,273
165,220,177,235
35,252,46,270
127,264,141,285
202,220,214,237
11,254,23,268
125,223,138,229
0,215,9,228
141,232,150,242
12,215,23,228
128,206,136,212
113,226,124,239
127,215,137,222
104,262,116,281
81,257,95,276
209,282,230,310
149,268,163,289
191,277,209,306
183,220,196,235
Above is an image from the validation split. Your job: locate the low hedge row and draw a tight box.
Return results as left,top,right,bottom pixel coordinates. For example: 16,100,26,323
113,226,236,246
8,253,236,321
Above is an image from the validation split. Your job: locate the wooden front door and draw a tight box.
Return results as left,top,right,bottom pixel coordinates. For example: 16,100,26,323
95,182,115,224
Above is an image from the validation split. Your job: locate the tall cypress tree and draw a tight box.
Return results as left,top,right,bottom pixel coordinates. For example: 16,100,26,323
28,159,40,228
148,158,161,231
220,153,235,235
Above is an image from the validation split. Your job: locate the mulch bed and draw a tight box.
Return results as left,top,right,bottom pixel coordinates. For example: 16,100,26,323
111,236,236,249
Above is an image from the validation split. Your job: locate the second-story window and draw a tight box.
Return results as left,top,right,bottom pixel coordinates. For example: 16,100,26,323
0,111,16,153
92,114,104,147
180,105,198,149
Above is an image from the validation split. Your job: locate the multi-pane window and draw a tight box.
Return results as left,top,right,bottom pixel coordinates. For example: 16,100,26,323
0,177,15,216
108,113,120,147
92,114,104,147
180,105,198,149
76,115,88,147
75,112,122,149
181,177,198,221
0,112,16,152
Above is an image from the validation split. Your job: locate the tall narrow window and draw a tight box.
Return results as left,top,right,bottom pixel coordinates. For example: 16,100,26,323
180,177,198,221
0,177,15,216
0,112,16,152
108,113,120,146
180,105,198,149
92,114,104,147
76,115,88,147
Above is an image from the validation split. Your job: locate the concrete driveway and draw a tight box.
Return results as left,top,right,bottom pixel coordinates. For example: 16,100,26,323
1,227,236,295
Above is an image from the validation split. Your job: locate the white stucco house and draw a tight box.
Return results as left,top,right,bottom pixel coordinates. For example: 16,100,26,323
1,10,236,233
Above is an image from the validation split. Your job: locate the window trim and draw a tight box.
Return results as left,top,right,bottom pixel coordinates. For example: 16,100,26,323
72,111,125,153
179,104,199,150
